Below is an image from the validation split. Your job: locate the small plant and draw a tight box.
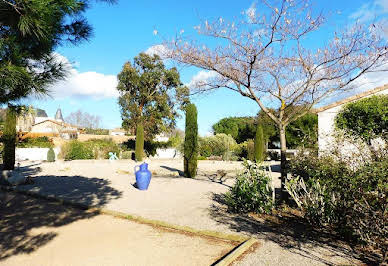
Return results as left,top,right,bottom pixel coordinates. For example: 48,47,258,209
225,160,273,214
184,103,198,178
47,147,55,162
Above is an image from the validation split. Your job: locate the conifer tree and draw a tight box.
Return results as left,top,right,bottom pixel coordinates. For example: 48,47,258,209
254,124,265,162
184,104,198,178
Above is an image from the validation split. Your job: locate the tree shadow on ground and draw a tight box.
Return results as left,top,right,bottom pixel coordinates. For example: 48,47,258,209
15,164,122,207
209,193,380,266
0,162,122,261
159,165,233,188
0,191,100,261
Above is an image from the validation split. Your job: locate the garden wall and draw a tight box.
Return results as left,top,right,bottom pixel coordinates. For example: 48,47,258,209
15,148,60,161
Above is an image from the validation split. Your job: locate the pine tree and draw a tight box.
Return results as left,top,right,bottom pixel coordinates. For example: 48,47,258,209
135,122,144,161
3,108,17,170
184,104,198,178
254,124,265,162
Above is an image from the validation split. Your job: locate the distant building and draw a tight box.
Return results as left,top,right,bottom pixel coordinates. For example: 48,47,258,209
16,107,79,139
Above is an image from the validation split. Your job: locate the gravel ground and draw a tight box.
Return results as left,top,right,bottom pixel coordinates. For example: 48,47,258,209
13,159,362,266
0,192,235,266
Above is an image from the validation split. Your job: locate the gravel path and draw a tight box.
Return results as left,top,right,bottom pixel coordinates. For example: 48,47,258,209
14,159,362,265
0,192,235,266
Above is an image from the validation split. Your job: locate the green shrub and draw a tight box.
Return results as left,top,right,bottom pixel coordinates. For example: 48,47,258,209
198,134,238,160
336,95,388,141
287,153,388,263
84,128,110,135
17,137,54,148
121,139,170,157
61,140,94,160
184,103,198,178
235,139,255,160
3,108,16,170
47,148,55,162
120,150,134,160
84,138,121,159
135,123,144,161
225,160,273,214
254,124,265,162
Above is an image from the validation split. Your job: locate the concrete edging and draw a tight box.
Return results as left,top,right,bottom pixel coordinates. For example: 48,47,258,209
1,185,258,265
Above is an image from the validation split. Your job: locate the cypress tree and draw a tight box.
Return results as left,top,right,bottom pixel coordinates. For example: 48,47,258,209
254,124,265,162
3,108,17,170
184,104,198,178
135,122,144,161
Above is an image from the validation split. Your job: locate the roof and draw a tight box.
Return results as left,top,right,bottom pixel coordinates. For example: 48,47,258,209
33,119,78,129
315,83,388,113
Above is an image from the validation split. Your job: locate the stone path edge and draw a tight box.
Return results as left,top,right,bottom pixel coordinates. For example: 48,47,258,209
1,185,259,265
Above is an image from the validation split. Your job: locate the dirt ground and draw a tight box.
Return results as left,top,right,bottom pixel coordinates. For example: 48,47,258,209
8,159,364,265
0,192,236,266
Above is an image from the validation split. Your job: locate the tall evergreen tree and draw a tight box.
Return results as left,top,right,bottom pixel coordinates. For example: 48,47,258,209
254,124,265,162
184,103,198,178
0,0,115,104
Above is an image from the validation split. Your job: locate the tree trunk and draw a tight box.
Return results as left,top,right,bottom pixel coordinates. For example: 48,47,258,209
3,108,17,170
279,124,287,203
135,121,144,162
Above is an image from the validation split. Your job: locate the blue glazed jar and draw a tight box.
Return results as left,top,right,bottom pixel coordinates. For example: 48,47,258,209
134,163,152,190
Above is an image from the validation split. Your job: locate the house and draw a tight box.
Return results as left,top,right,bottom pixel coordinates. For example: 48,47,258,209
315,84,388,152
16,107,79,139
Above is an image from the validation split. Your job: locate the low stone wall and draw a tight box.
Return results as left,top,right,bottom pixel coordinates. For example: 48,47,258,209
15,148,60,161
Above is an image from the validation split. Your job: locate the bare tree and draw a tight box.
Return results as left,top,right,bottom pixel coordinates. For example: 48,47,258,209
65,109,102,129
166,0,388,200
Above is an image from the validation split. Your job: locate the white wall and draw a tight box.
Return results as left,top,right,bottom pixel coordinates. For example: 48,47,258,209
15,148,60,161
152,148,181,159
318,89,388,152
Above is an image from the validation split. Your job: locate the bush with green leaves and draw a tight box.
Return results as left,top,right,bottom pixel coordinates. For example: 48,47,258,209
121,139,171,157
17,137,54,148
225,160,273,214
61,140,94,160
287,153,388,263
198,133,238,160
84,128,110,135
85,138,121,159
336,95,388,141
47,148,55,162
235,139,255,160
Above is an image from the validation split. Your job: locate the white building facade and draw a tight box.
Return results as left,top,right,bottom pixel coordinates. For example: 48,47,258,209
316,84,388,152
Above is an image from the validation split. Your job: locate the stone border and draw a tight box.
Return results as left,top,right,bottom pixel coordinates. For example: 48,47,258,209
1,185,258,265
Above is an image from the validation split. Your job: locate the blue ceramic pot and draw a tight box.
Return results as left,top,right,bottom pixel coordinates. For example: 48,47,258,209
134,163,151,190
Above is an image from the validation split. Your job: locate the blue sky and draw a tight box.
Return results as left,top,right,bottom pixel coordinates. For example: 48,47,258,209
25,0,388,135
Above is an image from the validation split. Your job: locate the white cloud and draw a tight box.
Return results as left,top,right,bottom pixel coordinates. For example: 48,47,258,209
49,53,118,99
145,44,170,58
349,0,388,22
186,70,219,89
